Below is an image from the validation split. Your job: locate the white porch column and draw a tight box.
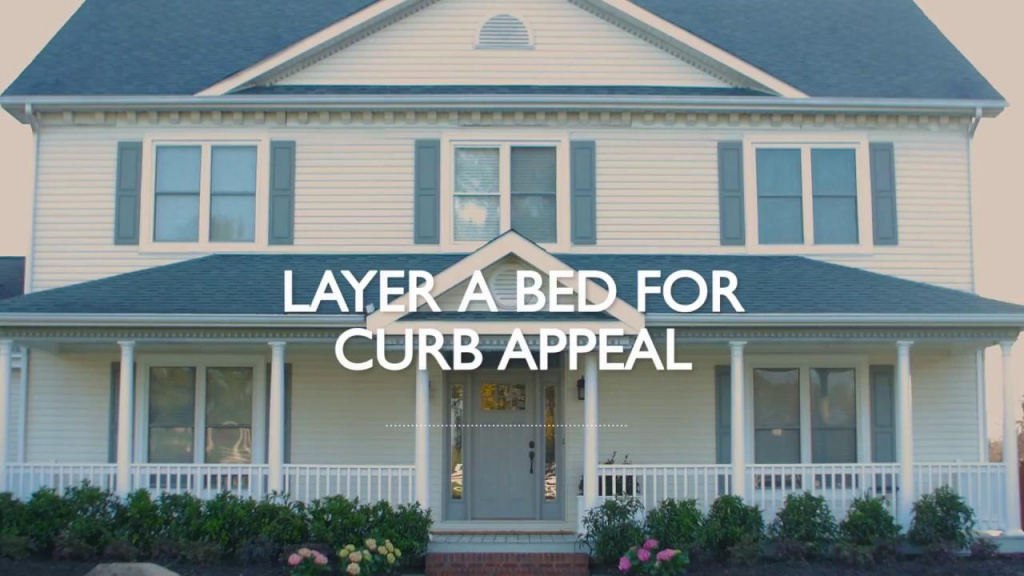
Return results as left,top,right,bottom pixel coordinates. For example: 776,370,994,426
583,353,600,511
268,342,287,493
0,340,12,493
116,341,136,496
414,368,430,509
1000,341,1023,535
896,341,914,528
729,342,747,498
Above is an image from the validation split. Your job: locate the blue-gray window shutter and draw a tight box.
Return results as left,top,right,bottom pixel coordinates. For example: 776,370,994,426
715,366,731,464
414,140,441,244
870,143,898,246
114,142,142,245
109,363,119,463
870,365,896,462
265,364,293,464
269,141,296,245
571,141,597,245
718,142,745,246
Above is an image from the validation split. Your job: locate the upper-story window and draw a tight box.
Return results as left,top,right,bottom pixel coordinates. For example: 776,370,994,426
451,141,561,246
147,139,266,248
745,137,872,251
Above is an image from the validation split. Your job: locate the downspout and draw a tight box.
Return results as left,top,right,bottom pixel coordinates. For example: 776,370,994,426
969,106,983,138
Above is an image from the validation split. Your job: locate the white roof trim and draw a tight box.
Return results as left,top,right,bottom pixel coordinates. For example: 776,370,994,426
365,232,646,333
196,0,807,98
197,0,423,97
582,0,808,98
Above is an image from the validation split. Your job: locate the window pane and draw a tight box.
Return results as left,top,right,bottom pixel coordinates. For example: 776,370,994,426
754,368,800,427
756,149,803,244
454,196,500,241
812,149,858,244
755,429,802,464
756,149,802,197
149,427,194,464
156,147,201,194
544,385,557,501
511,147,556,195
206,427,252,464
211,147,257,194
455,148,499,194
210,195,256,242
758,197,803,244
813,197,858,244
154,194,200,242
206,368,253,426
511,194,557,244
811,368,856,427
450,382,464,500
812,430,857,463
149,368,196,427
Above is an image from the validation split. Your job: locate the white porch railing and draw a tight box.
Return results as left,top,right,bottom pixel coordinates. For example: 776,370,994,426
746,463,901,523
283,465,417,505
6,463,117,500
595,465,733,512
130,464,270,500
915,463,1006,532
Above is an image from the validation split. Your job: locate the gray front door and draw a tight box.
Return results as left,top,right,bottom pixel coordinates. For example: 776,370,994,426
470,372,539,520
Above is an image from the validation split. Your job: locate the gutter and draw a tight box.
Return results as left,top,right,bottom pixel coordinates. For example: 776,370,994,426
0,95,1009,123
0,312,1022,330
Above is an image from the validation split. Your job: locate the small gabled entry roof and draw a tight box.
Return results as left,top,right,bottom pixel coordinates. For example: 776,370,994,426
1,0,1004,103
0,238,1023,329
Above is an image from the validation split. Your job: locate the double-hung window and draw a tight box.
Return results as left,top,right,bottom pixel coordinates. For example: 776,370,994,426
450,141,561,246
149,140,264,247
748,139,869,249
748,358,867,465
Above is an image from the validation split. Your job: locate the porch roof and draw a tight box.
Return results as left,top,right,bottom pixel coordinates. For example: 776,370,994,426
0,253,1022,327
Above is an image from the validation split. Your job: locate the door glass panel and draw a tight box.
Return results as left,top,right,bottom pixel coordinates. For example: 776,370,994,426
450,381,464,500
148,367,196,463
544,385,557,501
481,383,527,411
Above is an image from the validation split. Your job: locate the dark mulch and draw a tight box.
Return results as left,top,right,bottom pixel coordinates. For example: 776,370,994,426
592,558,1024,576
0,560,288,576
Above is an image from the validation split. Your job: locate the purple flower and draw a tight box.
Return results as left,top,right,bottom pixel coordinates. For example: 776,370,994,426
656,549,678,562
618,556,632,573
643,539,660,551
637,548,651,562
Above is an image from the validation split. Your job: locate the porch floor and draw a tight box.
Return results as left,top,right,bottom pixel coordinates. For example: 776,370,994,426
428,532,583,554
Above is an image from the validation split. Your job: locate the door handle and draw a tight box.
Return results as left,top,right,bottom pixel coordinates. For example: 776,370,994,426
529,450,536,474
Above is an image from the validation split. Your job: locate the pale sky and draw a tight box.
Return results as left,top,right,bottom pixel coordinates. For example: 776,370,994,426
0,1,1021,441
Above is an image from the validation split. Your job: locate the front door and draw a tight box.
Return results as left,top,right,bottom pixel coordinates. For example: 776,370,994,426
470,371,539,519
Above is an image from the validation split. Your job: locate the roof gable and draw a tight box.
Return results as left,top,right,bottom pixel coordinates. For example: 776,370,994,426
263,0,742,92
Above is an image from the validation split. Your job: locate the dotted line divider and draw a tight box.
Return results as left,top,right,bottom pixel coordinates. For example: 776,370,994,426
384,424,628,428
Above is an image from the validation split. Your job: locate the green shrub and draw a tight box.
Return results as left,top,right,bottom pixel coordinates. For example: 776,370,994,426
645,498,703,554
373,502,432,564
836,496,901,565
908,486,975,558
701,495,764,562
23,488,73,553
199,492,259,558
0,493,32,559
307,495,370,552
52,483,119,560
241,494,308,564
581,497,645,567
769,492,837,560
113,490,161,558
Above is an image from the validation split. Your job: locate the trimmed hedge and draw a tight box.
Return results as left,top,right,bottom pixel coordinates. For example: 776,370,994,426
0,483,431,567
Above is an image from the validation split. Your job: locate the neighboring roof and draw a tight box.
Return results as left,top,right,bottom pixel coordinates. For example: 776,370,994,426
0,257,25,301
1,253,1022,321
2,0,1002,102
237,86,770,97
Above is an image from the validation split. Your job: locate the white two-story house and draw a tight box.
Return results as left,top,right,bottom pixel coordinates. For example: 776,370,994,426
1,0,1022,551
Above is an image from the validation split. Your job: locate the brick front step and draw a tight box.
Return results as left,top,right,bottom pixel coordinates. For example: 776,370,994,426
426,552,590,576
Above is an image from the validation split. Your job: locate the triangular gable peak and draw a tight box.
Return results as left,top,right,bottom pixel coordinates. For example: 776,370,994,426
366,232,644,335
199,0,804,97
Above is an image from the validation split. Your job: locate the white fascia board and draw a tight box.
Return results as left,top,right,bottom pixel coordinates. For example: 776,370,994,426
0,314,365,329
645,313,1024,328
197,0,419,96
582,0,807,98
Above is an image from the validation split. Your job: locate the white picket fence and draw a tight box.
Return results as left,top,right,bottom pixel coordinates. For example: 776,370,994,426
129,464,269,500
595,465,733,512
914,463,1005,531
746,463,900,523
283,464,417,505
6,463,117,500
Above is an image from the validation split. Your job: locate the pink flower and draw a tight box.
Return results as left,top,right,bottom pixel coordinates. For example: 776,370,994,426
618,556,632,573
643,539,660,550
287,553,302,566
298,548,313,558
314,552,329,566
637,548,651,562
656,549,678,562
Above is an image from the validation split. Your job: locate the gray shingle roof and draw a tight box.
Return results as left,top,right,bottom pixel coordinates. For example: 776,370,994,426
2,0,1002,102
0,257,25,301
0,253,1020,319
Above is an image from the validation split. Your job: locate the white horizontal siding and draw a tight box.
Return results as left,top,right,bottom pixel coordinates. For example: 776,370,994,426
276,0,729,87
30,123,973,292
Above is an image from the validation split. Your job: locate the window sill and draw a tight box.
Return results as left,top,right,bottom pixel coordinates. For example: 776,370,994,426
742,243,876,256
135,242,273,255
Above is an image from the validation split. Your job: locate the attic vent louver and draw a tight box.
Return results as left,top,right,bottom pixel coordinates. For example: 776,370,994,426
488,264,539,311
477,15,533,49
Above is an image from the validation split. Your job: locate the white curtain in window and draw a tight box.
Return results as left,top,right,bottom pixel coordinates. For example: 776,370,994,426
454,148,500,241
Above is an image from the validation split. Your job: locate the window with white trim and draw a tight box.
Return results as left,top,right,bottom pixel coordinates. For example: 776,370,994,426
150,141,264,246
750,362,863,464
749,140,870,248
451,143,560,245
142,360,264,465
